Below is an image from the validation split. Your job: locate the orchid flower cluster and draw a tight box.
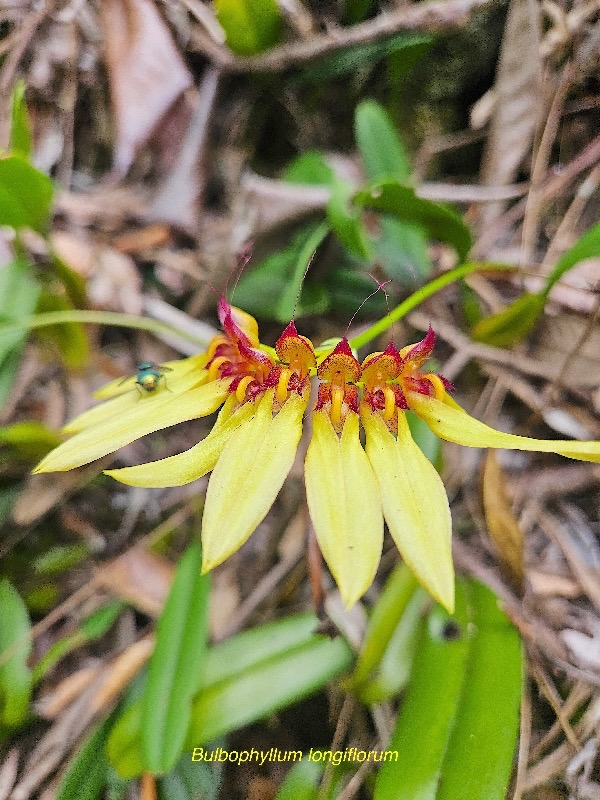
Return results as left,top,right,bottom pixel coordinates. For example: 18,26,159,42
35,299,600,612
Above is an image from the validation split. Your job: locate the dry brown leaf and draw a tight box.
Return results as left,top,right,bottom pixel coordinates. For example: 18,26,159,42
479,0,542,229
90,635,154,712
97,547,173,617
482,451,525,594
36,666,101,720
533,312,600,389
100,0,192,174
0,748,19,800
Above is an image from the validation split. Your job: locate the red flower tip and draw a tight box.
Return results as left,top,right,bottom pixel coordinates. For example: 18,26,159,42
404,325,435,363
333,337,354,357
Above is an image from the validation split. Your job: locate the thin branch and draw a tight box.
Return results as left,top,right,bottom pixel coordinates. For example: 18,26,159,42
190,0,502,72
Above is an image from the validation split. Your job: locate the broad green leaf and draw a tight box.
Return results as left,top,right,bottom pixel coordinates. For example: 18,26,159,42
56,717,111,800
471,291,546,348
355,99,412,181
283,151,334,185
374,579,522,800
215,0,282,55
142,541,210,774
10,80,32,157
0,580,32,726
296,34,431,84
275,758,323,800
0,421,62,460
355,180,472,263
158,753,222,800
327,267,388,317
234,224,331,322
0,155,53,233
187,633,352,745
327,180,372,260
354,100,431,284
50,250,88,308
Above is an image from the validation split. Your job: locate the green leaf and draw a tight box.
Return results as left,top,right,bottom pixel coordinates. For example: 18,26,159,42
434,581,522,800
215,0,282,55
158,754,222,800
56,717,111,800
234,224,331,322
0,580,32,727
327,181,371,260
0,421,62,460
545,221,600,294
355,99,412,181
374,579,522,800
283,151,334,186
10,80,32,158
0,155,53,233
351,564,425,703
107,614,351,779
407,410,442,467
0,259,41,406
296,34,431,84
326,267,388,317
275,758,323,800
471,291,546,348
34,291,89,369
107,700,146,780
32,602,124,685
276,222,330,321
187,632,352,746
33,544,89,575
142,540,210,774
355,180,472,263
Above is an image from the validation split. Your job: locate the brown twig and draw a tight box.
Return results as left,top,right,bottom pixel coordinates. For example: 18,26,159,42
189,0,502,72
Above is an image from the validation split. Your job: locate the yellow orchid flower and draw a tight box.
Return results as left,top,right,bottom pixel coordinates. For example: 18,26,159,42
34,301,600,615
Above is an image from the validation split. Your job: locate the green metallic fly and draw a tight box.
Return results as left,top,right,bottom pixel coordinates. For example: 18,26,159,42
120,361,173,394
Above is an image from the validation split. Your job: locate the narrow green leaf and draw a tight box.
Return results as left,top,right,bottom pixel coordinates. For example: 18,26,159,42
158,754,222,800
56,717,111,800
296,34,431,84
234,224,331,322
215,0,282,55
374,579,522,800
106,700,145,780
187,634,352,745
435,581,522,800
0,421,62,460
352,563,418,687
10,80,32,158
0,155,53,233
471,291,546,348
142,540,210,774
545,221,600,294
0,580,32,727
275,758,323,800
276,221,330,321
327,180,371,260
374,581,471,800
355,180,472,263
33,544,89,575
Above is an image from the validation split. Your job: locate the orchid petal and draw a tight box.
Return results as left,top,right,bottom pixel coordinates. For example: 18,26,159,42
93,352,209,400
305,410,383,609
201,389,307,573
409,391,600,462
33,379,230,473
104,397,255,487
362,408,454,612
66,359,210,435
